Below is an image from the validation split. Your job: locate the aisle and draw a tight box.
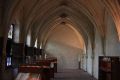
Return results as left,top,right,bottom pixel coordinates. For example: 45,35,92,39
52,69,97,80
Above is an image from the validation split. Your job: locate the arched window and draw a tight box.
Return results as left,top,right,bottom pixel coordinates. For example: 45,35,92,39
8,24,14,39
34,39,37,48
26,30,31,46
6,24,14,67
40,44,42,49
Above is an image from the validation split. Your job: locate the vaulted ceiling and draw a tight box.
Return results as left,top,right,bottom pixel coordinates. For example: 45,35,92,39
1,0,120,48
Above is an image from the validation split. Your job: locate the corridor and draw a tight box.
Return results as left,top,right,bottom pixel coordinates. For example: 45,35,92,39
1,0,120,80
52,69,97,80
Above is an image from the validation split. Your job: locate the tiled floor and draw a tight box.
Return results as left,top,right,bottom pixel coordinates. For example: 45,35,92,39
51,69,97,80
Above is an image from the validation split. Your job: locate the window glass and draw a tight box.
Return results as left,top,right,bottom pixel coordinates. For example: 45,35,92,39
8,25,14,39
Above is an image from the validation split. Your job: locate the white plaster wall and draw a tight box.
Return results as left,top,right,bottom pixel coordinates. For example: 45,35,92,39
45,24,84,70
86,39,92,75
93,31,103,79
81,54,87,71
84,32,102,79
83,55,87,71
14,24,20,43
26,35,31,46
106,14,120,56
81,46,87,71
80,54,84,69
92,13,120,79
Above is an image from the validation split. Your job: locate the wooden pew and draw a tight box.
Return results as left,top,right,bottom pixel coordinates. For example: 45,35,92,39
18,64,50,80
35,57,57,78
35,57,57,72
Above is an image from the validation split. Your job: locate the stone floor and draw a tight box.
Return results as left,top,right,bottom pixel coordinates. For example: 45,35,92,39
51,69,97,80
0,68,97,80
0,68,18,80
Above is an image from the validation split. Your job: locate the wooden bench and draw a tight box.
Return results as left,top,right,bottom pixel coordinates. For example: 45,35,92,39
18,64,50,80
35,57,57,78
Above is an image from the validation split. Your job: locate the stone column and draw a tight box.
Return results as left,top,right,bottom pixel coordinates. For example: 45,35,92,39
91,43,95,77
85,45,88,71
101,37,106,56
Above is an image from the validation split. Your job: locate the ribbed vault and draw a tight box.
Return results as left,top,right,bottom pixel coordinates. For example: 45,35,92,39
1,0,120,79
23,1,95,48
4,0,105,46
3,0,120,53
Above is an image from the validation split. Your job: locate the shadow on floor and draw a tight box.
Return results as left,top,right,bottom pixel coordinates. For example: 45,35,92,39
0,68,18,80
0,68,97,80
51,69,97,80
